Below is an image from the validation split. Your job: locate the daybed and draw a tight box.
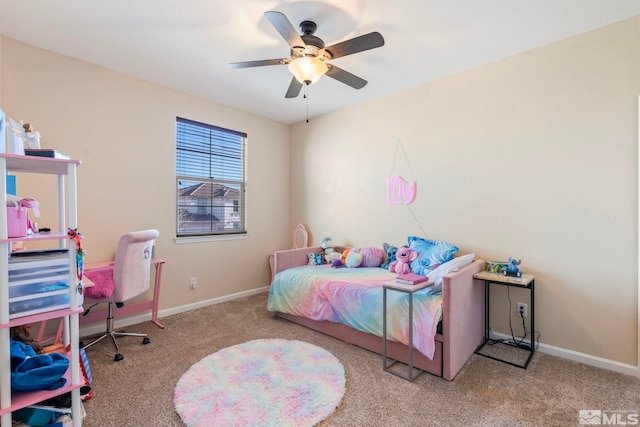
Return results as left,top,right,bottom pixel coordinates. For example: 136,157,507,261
268,245,485,381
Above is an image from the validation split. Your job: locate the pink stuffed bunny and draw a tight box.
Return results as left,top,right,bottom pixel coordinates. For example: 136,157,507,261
388,246,417,275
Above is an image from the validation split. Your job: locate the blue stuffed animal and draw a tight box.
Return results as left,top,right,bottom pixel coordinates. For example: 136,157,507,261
380,243,398,269
504,257,522,277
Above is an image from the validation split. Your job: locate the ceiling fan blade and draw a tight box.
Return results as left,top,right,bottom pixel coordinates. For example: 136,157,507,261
265,11,305,49
325,32,385,59
228,58,285,69
285,77,303,98
326,65,367,89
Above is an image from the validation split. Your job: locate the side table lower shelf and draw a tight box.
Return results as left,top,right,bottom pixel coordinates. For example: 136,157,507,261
473,271,535,369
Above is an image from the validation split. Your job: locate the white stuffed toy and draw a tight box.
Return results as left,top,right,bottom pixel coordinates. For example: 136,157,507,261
307,253,316,266
321,237,341,264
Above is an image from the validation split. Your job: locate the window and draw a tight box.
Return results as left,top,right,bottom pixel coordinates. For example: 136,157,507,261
176,117,246,237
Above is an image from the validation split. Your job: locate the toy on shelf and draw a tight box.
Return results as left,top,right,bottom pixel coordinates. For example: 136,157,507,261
22,123,42,149
68,228,85,283
487,261,508,274
503,257,522,277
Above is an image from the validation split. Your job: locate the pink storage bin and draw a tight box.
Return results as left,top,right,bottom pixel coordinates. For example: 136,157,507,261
6,206,28,238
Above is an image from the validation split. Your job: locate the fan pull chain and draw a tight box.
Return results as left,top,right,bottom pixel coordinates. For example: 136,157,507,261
304,84,309,123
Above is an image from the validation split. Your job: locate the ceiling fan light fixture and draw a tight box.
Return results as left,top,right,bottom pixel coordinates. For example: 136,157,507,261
288,57,328,85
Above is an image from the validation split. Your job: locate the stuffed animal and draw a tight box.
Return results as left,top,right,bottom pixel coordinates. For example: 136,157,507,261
345,248,363,268
341,249,351,265
359,246,384,267
307,253,316,266
314,253,323,266
380,243,398,269
326,251,342,264
320,237,332,250
331,259,344,268
504,257,522,277
388,246,417,275
321,237,341,264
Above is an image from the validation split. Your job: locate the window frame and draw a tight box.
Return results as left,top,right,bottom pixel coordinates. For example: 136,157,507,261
175,117,247,239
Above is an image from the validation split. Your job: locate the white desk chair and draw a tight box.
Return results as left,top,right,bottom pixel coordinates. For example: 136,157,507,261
82,229,159,361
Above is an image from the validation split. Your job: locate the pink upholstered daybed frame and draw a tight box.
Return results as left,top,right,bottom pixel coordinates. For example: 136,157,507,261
271,245,485,380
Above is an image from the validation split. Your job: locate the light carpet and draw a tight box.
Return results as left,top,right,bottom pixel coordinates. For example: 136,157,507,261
173,338,346,427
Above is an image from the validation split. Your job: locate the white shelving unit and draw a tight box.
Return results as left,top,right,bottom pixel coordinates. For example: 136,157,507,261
0,153,83,427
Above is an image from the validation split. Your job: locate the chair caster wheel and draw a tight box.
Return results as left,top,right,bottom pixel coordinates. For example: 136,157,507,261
114,353,124,362
142,337,150,345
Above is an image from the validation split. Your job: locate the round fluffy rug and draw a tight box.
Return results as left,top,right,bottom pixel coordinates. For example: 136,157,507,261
173,338,346,427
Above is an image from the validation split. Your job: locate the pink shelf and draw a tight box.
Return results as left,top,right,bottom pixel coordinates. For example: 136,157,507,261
0,308,82,330
0,353,82,416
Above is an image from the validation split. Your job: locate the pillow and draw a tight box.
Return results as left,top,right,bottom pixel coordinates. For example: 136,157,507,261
428,254,475,288
359,246,384,267
345,250,363,268
407,236,459,276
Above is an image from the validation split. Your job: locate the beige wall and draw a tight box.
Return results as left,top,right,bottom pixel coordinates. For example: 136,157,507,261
0,38,291,309
290,17,640,365
1,17,639,367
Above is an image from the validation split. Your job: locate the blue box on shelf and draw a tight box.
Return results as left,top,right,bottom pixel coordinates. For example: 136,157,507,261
6,174,16,195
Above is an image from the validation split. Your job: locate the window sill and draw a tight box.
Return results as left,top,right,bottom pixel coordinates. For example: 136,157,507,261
174,234,248,244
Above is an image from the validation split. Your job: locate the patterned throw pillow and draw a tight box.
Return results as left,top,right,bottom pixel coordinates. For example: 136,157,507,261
408,236,459,276
359,247,384,267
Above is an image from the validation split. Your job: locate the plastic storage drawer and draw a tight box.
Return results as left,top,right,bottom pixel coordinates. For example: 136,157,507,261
8,255,71,319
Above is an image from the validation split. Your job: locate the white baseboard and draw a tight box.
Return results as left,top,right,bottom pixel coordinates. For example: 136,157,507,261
158,286,270,318
79,286,270,339
81,290,639,378
490,331,638,378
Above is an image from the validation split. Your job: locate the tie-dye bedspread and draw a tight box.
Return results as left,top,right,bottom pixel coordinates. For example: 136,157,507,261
267,265,443,360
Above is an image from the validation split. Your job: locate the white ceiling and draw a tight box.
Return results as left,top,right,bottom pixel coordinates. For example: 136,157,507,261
1,1,639,125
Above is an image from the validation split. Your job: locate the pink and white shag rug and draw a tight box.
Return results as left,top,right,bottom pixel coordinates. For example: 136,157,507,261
173,338,346,427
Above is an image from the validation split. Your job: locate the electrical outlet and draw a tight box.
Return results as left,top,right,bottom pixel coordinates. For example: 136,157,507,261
190,277,197,289
517,303,527,317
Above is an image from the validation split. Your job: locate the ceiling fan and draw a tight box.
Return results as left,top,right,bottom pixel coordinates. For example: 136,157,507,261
229,11,385,98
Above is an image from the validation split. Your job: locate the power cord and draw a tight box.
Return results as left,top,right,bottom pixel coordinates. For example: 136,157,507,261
487,286,540,350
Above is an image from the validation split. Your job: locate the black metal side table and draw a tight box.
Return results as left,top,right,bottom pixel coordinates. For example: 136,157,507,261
382,280,432,381
473,270,535,369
